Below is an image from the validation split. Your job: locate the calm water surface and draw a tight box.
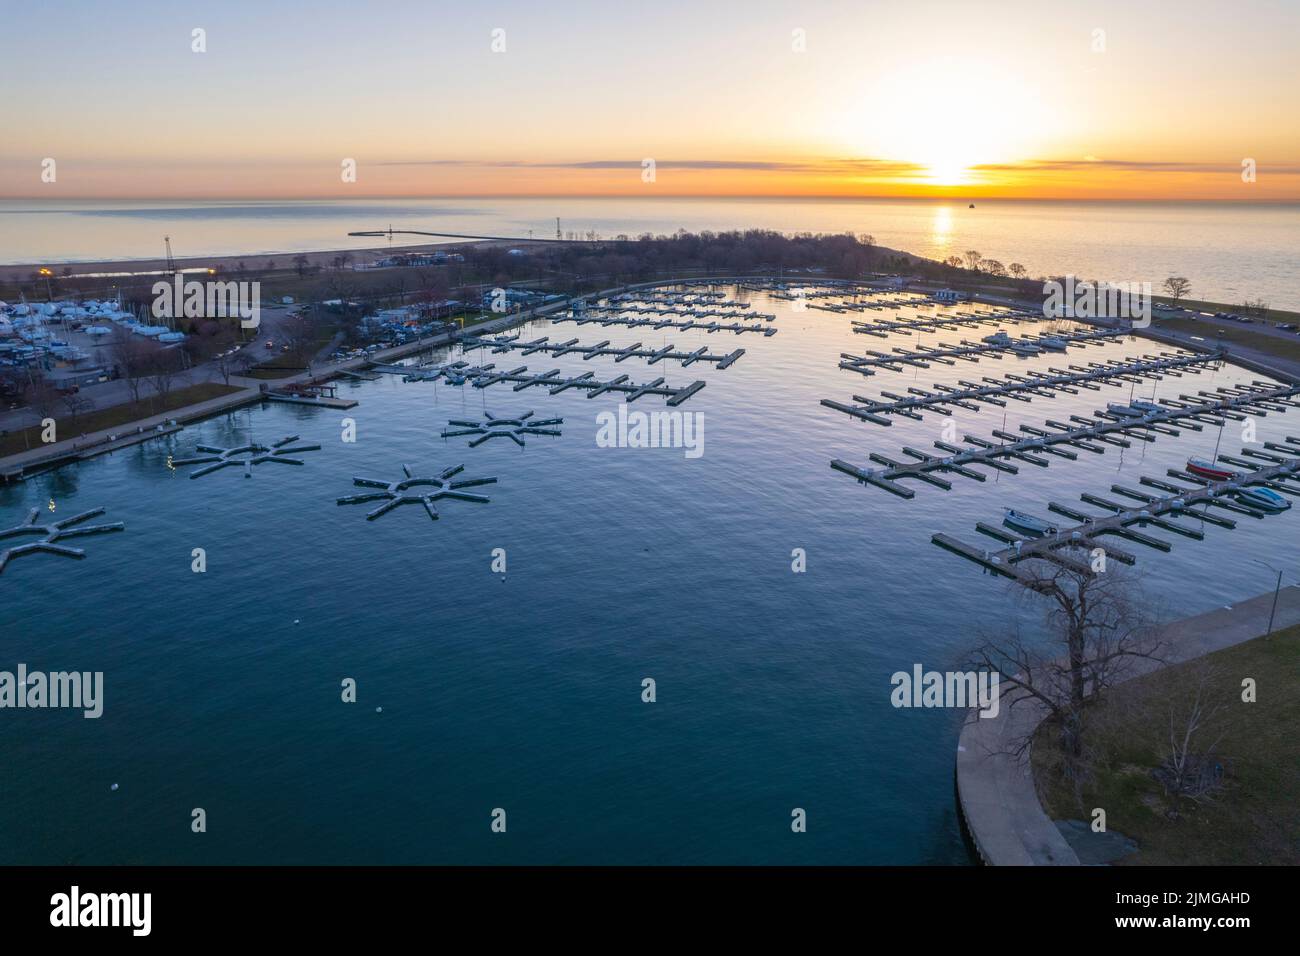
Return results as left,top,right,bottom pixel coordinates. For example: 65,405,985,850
3,197,1297,309
3,288,1297,864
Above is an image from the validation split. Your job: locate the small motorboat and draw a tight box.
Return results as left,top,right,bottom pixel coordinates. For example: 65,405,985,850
1003,508,1059,536
1038,335,1070,351
1236,486,1291,512
1107,402,1145,417
1008,340,1042,355
1130,399,1163,413
982,330,1012,345
1186,457,1238,481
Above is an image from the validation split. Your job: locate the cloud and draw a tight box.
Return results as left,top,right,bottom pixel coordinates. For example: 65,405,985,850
974,158,1300,174
373,157,930,174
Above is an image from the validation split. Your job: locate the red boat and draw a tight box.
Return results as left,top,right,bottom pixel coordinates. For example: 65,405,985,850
1186,457,1237,481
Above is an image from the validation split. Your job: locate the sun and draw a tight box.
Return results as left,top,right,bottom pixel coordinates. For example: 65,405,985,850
834,56,1050,190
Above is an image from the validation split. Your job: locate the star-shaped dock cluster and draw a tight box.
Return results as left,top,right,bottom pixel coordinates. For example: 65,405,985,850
441,410,563,447
0,507,125,574
336,464,497,520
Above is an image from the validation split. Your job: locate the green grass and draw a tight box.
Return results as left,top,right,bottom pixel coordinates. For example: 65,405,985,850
1032,623,1300,865
1,382,244,458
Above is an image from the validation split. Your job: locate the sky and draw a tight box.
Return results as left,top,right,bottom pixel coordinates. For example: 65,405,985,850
1,0,1298,200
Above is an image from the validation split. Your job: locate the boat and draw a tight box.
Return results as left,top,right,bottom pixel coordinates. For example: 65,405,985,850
1106,402,1146,417
1130,399,1163,413
982,330,1011,345
1236,487,1291,512
1003,508,1059,536
1008,341,1042,355
1037,335,1070,351
1186,457,1238,480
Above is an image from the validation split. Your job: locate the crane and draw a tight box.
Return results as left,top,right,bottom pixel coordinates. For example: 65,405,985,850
163,236,177,276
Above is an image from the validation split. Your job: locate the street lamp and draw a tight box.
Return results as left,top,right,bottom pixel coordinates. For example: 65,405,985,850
1251,558,1287,636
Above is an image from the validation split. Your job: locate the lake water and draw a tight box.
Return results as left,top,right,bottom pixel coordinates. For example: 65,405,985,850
2,287,1297,864
3,197,1298,309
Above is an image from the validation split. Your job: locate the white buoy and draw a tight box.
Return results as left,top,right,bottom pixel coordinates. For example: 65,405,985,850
293,619,300,624
110,783,119,791
375,706,383,713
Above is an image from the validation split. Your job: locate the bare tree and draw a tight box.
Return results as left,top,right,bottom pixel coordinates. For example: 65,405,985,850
965,563,1163,778
1152,668,1230,818
982,259,1006,277
146,346,186,410
1162,276,1191,303
945,255,963,269
293,254,310,278
962,250,983,272
109,328,155,407
59,391,96,428
1008,262,1028,280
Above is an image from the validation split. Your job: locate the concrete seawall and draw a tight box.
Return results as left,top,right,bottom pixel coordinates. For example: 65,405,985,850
956,585,1300,865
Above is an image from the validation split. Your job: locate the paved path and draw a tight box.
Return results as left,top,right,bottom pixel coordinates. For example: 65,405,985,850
957,584,1300,865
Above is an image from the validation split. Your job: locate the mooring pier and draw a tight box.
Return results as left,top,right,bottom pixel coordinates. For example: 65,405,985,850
839,328,1124,375
375,360,706,405
832,382,1300,497
822,350,1224,425
931,454,1300,587
550,311,777,336
456,333,745,369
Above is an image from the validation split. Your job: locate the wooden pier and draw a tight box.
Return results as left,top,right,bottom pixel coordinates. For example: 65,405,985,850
931,454,1300,587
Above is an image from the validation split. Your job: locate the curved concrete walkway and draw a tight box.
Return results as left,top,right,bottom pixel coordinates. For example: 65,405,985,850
958,584,1300,865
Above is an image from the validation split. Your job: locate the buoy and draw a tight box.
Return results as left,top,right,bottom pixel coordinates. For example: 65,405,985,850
293,619,300,624
110,783,119,791
375,706,383,713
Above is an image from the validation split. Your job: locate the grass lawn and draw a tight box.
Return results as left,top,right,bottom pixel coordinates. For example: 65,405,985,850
1154,316,1300,364
0,382,243,458
1032,623,1300,865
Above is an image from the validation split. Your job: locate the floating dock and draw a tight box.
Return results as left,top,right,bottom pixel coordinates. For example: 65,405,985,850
822,351,1223,425
839,329,1124,375
457,333,744,369
932,454,1300,587
0,506,125,574
380,360,706,405
550,311,777,336
832,382,1300,497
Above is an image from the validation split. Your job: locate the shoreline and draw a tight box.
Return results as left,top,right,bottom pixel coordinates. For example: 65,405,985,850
956,584,1300,866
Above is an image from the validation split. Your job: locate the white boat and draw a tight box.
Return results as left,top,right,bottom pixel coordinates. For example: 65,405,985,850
1038,335,1070,351
1236,487,1291,512
1008,341,1042,355
1003,508,1059,536
982,330,1012,345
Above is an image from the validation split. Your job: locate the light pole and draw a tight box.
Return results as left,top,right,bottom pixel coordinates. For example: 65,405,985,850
1252,558,1285,636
